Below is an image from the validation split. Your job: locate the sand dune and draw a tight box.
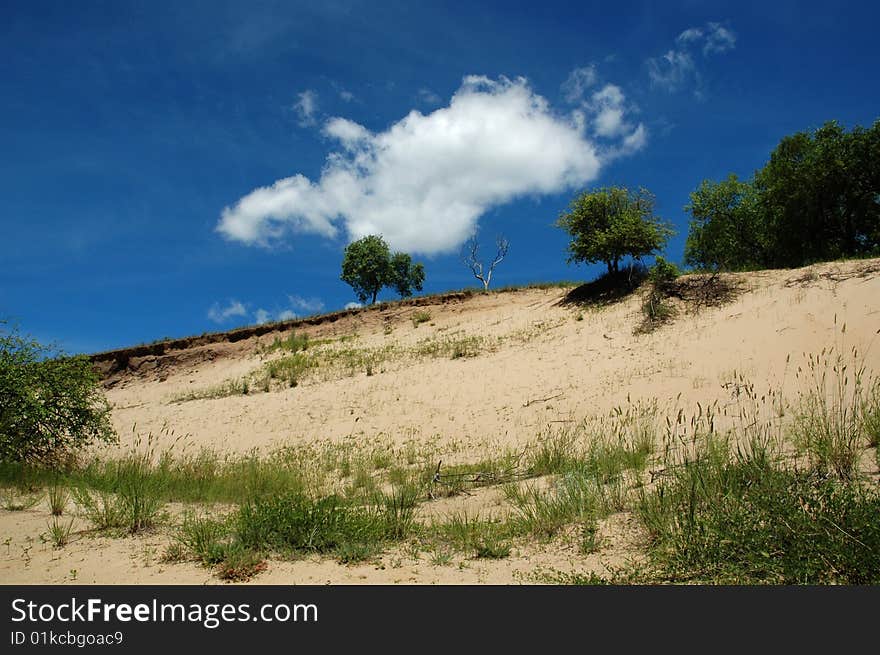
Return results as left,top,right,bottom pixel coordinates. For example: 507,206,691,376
3,258,879,584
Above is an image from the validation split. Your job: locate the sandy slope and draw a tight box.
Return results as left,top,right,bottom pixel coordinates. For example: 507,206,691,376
2,259,879,584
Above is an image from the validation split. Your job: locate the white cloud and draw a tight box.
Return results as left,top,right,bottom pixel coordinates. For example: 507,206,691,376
322,117,371,149
648,22,736,95
287,295,324,314
277,310,297,321
254,308,271,324
339,89,354,102
561,65,598,103
676,27,704,44
294,90,318,127
344,302,363,310
703,22,736,55
218,75,614,255
208,300,248,324
647,49,696,92
563,78,646,150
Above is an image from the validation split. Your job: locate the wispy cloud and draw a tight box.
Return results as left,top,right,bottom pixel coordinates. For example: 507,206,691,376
417,87,441,105
561,65,598,103
288,295,324,314
252,295,324,324
294,90,319,127
218,75,625,255
208,300,247,324
344,302,363,310
647,21,736,95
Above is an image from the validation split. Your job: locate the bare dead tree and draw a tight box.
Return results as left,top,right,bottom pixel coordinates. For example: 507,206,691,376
462,234,510,290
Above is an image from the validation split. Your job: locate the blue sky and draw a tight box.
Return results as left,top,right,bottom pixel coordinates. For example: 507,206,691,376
2,1,878,354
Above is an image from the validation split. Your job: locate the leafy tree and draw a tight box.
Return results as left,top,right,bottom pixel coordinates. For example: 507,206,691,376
684,119,880,271
557,186,673,275
1,322,116,464
389,252,425,299
755,119,880,266
340,235,425,304
684,174,764,271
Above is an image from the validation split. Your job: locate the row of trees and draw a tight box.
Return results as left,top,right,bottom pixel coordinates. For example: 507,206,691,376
340,119,878,304
685,120,880,270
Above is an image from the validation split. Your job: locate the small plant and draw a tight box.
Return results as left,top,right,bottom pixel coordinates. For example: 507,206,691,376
47,517,74,549
215,546,267,582
411,311,431,328
268,332,310,354
792,344,873,480
474,537,511,559
48,483,69,516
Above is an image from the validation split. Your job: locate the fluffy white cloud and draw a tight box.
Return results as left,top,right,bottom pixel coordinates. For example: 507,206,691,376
648,21,736,94
218,75,610,255
344,302,363,310
294,90,318,127
208,300,247,324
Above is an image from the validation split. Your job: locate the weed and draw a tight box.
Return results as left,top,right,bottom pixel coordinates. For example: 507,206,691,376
411,311,431,328
792,344,875,480
46,517,74,548
48,483,68,516
637,438,880,583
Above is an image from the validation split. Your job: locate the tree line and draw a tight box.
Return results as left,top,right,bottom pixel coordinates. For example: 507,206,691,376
555,119,879,277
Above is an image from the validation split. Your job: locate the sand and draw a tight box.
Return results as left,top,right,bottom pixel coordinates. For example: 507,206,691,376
3,259,879,584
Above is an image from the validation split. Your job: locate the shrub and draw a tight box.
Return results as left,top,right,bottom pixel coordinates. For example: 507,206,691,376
0,322,116,464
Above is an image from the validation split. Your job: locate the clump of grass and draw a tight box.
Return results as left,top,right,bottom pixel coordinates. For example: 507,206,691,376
215,547,267,581
411,310,431,328
791,343,876,480
234,491,393,563
72,489,126,530
46,517,74,548
48,483,69,516
429,512,512,559
263,353,313,388
170,378,251,403
503,475,599,540
412,334,485,360
637,445,880,584
266,332,310,354
73,453,166,533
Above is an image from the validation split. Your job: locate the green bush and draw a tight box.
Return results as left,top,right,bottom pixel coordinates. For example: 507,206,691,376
0,322,115,464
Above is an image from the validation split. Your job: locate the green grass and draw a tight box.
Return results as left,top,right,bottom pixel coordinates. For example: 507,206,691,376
791,344,877,480
411,310,431,328
169,378,251,403
637,446,880,583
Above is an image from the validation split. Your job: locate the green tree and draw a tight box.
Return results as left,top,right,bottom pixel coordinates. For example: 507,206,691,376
1,322,116,464
754,119,880,267
389,252,425,298
557,186,673,275
340,235,426,304
684,174,764,271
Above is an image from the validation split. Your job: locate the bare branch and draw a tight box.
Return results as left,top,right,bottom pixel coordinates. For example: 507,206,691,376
461,234,510,290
